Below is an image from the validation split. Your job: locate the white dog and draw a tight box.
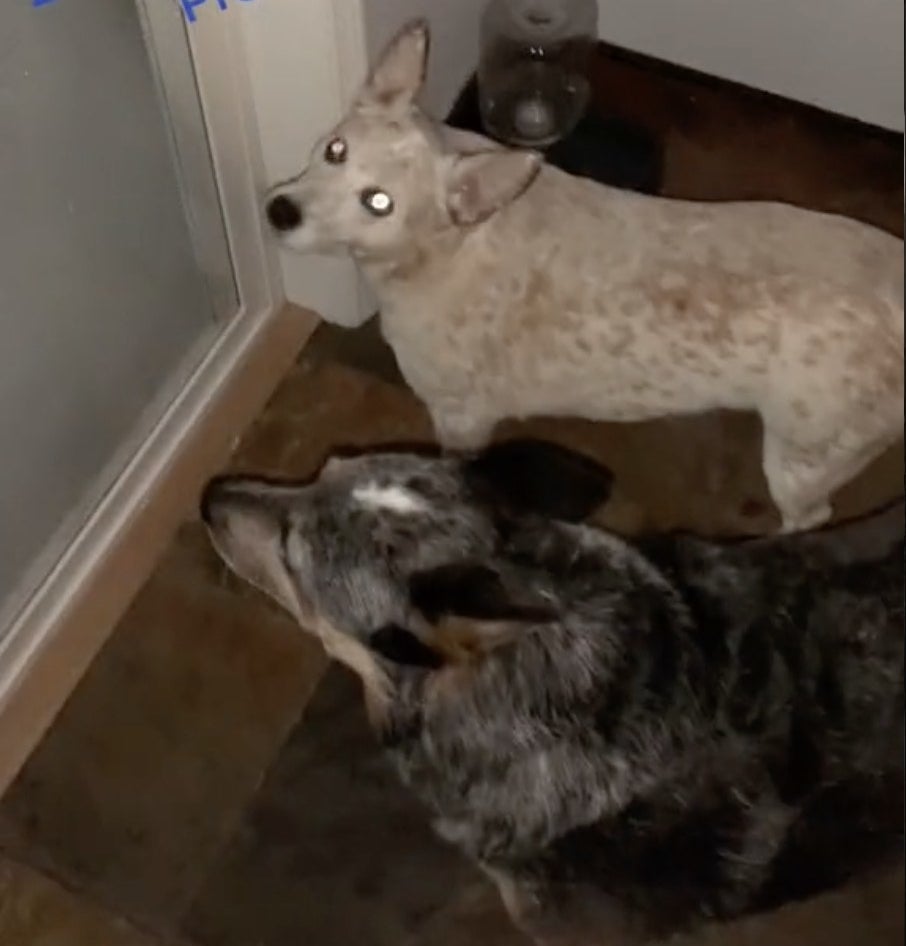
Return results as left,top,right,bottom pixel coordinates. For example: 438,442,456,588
265,20,904,532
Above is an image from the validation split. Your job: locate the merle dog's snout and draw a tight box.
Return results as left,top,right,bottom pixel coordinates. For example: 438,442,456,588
266,194,303,232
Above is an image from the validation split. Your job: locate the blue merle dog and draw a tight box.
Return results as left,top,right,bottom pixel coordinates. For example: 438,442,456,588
201,440,904,945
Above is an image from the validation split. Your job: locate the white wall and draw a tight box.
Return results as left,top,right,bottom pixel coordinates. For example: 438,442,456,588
599,0,903,131
364,0,904,130
363,0,485,115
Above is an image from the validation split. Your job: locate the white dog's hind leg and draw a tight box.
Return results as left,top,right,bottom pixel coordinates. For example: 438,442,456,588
761,431,834,533
762,428,893,533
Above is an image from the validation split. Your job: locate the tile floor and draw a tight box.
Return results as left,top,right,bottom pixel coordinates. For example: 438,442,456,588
1,45,903,946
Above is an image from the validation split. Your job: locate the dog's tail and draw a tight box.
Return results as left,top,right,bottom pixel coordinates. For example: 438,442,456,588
745,497,904,567
803,497,904,565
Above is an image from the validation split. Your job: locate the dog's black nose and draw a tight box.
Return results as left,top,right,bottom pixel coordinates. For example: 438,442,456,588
265,195,303,232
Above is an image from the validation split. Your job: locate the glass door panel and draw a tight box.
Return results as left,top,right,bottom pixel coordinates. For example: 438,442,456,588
0,0,237,628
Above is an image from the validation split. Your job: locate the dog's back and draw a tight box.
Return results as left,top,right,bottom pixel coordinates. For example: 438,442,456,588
638,501,904,764
385,502,904,936
628,504,904,919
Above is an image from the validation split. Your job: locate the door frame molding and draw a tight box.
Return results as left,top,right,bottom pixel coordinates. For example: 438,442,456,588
0,6,343,792
0,305,318,794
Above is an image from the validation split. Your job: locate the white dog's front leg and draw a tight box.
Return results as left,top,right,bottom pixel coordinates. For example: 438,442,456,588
431,410,496,452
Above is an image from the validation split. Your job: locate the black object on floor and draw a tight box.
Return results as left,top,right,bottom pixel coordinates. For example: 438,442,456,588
446,74,664,196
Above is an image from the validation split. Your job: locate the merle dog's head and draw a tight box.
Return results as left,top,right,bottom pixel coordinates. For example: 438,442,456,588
201,440,611,698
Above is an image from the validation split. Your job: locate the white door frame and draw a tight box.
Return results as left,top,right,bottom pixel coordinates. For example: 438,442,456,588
0,1,346,791
237,0,375,327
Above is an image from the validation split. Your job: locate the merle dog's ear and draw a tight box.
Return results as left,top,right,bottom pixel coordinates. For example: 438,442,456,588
463,439,613,522
410,563,554,623
407,562,556,663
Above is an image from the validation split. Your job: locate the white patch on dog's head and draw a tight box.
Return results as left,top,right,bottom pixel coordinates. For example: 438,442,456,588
352,482,429,515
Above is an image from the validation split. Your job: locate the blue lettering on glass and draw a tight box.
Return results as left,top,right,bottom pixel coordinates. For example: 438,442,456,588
33,0,259,22
180,0,259,24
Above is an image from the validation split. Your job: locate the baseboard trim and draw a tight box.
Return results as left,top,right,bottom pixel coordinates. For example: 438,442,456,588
594,40,904,142
0,303,319,795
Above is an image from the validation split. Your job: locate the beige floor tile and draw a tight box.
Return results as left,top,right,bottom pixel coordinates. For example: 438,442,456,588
0,564,327,931
181,666,524,946
301,316,403,387
227,357,434,479
507,415,904,537
678,866,905,946
0,854,184,946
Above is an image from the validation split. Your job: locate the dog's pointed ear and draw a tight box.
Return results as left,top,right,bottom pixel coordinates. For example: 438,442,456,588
358,19,430,113
408,563,556,663
446,150,543,225
463,439,613,522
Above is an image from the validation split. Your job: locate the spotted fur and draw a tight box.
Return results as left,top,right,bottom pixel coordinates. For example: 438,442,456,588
264,20,904,533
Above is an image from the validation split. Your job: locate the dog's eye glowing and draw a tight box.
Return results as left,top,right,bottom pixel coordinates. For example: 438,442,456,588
324,137,348,164
361,188,394,217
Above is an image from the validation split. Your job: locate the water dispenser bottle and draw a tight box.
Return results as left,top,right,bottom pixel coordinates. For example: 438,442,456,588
478,0,598,147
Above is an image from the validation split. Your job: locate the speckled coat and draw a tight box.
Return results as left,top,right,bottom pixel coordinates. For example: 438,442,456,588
202,442,905,946
266,21,904,532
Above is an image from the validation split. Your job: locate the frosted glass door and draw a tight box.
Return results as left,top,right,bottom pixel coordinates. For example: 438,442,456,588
0,0,236,626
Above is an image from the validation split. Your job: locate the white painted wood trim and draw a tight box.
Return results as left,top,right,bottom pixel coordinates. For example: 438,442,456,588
187,6,283,316
238,0,374,327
